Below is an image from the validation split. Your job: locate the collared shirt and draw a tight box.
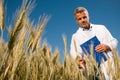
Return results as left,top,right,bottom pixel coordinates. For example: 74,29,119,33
70,23,118,60
82,26,92,31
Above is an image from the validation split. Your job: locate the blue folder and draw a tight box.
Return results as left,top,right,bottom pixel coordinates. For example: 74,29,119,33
80,36,107,66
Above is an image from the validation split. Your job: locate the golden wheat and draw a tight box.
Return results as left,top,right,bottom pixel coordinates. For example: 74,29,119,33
0,0,120,80
0,0,4,33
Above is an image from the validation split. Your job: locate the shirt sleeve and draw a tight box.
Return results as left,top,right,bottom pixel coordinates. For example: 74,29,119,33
70,35,82,60
102,26,118,50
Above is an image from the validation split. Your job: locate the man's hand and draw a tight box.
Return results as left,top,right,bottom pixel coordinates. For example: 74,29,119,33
76,56,86,69
95,44,111,53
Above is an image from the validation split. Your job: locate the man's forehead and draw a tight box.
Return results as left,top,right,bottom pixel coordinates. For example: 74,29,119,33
75,12,87,17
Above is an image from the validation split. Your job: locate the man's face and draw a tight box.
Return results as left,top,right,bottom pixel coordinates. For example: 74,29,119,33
75,11,90,29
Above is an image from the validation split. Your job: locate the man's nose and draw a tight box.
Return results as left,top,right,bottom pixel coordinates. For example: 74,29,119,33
82,20,85,24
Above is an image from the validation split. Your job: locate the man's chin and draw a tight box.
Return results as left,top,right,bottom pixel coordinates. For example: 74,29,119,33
82,26,87,28
83,25,90,29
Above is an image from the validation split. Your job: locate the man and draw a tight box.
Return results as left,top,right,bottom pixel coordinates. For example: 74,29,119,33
70,7,118,80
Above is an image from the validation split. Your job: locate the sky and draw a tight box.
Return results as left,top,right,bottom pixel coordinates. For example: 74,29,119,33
2,0,120,59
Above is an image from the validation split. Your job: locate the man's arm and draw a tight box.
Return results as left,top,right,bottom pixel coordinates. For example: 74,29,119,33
70,35,86,69
96,26,118,53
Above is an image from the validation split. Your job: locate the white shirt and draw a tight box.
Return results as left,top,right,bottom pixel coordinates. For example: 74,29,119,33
70,23,118,60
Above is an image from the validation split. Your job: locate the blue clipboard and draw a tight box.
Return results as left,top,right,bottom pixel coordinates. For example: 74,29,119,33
80,36,107,66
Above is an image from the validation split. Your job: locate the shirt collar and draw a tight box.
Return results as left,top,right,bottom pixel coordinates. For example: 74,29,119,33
82,24,92,31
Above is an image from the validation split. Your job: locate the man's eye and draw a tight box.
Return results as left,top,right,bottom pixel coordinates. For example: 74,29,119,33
83,16,87,19
78,18,81,20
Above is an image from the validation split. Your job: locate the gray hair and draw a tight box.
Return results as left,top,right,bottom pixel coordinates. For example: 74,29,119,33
74,7,89,16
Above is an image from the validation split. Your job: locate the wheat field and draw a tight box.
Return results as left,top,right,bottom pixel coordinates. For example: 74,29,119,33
0,0,120,80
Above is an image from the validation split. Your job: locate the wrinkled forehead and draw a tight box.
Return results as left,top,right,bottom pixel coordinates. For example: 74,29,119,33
75,11,88,18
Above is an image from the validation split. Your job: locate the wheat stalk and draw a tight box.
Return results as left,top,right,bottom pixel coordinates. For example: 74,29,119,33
0,0,120,80
0,0,5,38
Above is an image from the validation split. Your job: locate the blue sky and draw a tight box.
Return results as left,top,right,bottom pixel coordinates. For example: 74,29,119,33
2,0,120,58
